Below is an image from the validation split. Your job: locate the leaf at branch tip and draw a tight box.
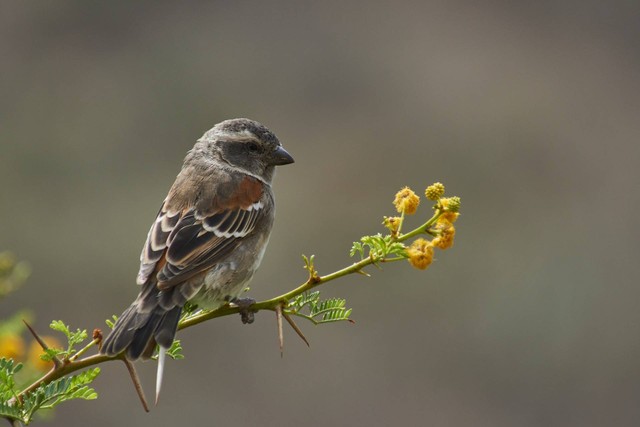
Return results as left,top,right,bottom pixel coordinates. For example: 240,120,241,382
350,241,364,259
49,320,69,335
301,254,320,282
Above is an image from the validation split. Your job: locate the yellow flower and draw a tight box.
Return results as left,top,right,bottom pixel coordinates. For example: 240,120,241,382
27,336,62,372
0,334,25,361
440,211,459,224
437,198,460,224
433,223,456,250
383,216,402,235
438,212,460,224
393,187,420,215
406,238,434,270
425,182,445,200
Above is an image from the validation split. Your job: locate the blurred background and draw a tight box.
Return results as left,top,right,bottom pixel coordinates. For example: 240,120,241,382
1,1,639,426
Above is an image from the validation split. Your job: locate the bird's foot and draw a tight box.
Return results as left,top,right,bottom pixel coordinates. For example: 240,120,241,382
229,297,257,324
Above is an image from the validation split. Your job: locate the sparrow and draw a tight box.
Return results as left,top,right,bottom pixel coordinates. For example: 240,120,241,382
101,118,294,401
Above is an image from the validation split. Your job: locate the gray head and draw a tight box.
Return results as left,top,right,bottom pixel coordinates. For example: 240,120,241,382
196,118,294,182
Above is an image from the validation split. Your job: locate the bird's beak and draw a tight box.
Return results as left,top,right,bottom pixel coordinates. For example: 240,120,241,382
270,146,294,166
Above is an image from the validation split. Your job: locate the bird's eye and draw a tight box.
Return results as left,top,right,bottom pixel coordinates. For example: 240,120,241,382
247,142,259,152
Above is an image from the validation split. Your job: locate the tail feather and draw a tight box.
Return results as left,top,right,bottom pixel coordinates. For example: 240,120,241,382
156,347,167,405
101,283,183,361
154,306,181,348
125,311,164,360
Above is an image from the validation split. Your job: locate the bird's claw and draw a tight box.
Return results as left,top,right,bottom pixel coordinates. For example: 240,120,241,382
230,297,257,324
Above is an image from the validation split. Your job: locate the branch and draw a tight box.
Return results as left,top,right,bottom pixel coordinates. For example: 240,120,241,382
16,207,445,392
1,183,461,424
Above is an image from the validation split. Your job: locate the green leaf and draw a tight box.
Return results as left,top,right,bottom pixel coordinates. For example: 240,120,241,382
350,241,364,258
1,351,101,423
0,400,22,420
105,315,118,329
70,367,100,386
20,368,101,422
0,358,22,397
388,242,408,257
49,320,89,357
49,320,70,336
288,291,321,313
286,291,353,325
68,328,88,347
151,340,185,361
166,340,184,360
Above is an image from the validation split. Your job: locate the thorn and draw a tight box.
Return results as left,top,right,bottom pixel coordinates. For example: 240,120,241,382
355,269,371,277
23,320,63,368
281,311,310,347
275,304,284,357
123,358,150,412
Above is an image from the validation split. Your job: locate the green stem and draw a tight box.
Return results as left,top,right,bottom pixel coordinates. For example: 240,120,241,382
179,254,378,329
396,210,406,235
398,209,442,241
381,256,405,262
69,338,100,362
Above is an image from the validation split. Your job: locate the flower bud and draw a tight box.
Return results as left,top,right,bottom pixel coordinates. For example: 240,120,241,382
425,182,445,200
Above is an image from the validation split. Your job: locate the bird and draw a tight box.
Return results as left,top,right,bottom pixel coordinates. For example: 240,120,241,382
100,118,294,402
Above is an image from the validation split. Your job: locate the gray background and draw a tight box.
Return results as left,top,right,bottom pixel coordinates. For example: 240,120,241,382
1,1,639,426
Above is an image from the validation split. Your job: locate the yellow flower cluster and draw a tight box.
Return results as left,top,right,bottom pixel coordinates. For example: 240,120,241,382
406,238,434,270
393,187,420,215
391,183,460,270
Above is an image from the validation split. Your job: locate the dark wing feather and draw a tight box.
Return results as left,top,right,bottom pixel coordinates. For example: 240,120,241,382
137,203,179,285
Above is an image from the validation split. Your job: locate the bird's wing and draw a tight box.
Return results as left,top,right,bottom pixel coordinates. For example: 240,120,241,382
136,175,267,289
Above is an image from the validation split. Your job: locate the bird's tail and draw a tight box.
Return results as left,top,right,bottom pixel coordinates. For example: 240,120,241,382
101,297,182,361
101,281,192,404
102,281,201,402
